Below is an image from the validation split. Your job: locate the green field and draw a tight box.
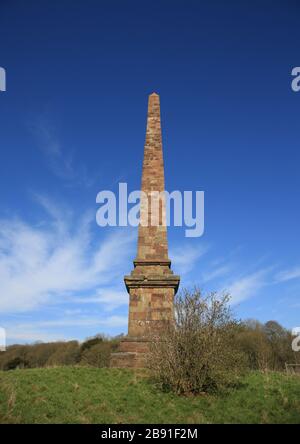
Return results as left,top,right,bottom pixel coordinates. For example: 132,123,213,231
0,367,299,424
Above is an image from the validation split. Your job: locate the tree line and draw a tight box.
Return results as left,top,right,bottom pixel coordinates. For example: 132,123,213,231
0,334,120,371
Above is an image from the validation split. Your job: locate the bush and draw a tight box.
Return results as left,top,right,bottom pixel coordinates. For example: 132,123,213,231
80,337,119,367
148,288,246,395
80,335,105,352
0,345,29,370
3,356,29,370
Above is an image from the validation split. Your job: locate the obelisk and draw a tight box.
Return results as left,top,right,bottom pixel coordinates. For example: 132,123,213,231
110,93,180,368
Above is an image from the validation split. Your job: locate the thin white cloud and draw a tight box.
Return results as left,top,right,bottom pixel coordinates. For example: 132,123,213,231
276,266,300,283
30,120,74,179
14,315,128,329
4,315,128,344
201,264,232,283
170,243,207,275
0,197,134,313
224,269,270,304
5,329,70,344
29,119,97,187
75,289,129,311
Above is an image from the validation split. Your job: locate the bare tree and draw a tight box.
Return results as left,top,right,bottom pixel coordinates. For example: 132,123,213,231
148,288,246,394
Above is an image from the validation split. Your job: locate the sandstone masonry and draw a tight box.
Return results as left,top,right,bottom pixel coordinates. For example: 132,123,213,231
110,93,180,368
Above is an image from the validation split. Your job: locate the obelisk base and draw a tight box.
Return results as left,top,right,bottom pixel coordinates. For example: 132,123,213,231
110,269,180,368
110,337,150,368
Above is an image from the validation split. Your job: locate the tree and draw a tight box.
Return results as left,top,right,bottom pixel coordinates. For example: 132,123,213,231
237,322,272,371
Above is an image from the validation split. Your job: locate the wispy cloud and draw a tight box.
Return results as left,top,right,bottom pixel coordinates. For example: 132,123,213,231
171,245,278,308
28,315,128,329
201,264,232,283
29,119,97,187
4,315,128,344
276,266,300,283
0,197,134,313
75,289,129,311
5,328,71,344
223,268,270,304
170,243,207,275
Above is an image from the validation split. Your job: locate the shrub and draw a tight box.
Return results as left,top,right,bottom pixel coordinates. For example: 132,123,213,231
3,356,29,370
80,335,105,352
148,288,246,395
0,345,29,370
80,337,119,367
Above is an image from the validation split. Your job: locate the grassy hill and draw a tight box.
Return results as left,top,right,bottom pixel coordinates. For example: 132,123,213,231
0,367,300,424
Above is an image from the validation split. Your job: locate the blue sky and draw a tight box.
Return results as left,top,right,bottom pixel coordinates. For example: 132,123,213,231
0,0,299,344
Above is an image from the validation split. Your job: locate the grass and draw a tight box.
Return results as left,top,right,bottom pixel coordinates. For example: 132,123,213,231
0,367,300,423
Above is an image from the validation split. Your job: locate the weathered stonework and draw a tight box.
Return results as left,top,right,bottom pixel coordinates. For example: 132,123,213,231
110,93,180,368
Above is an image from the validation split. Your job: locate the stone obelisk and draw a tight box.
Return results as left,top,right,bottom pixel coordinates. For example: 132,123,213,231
110,93,180,368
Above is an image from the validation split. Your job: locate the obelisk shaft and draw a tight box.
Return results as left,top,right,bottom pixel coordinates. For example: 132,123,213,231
136,93,169,261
